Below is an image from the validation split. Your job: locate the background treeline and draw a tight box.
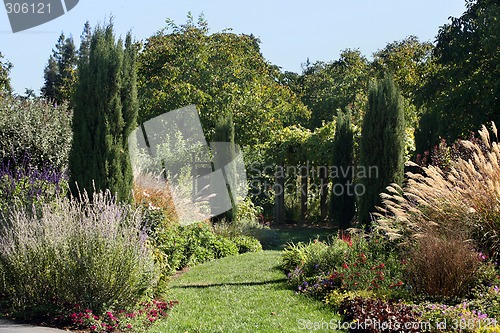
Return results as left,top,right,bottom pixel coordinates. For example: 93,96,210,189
0,0,498,228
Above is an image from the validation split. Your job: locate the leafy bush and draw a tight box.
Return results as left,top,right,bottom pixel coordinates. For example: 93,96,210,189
0,190,159,318
339,297,419,333
282,233,406,300
154,223,240,275
0,95,72,171
404,235,482,298
377,123,500,259
231,235,262,253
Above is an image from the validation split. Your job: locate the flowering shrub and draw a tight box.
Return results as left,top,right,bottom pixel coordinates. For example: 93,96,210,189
0,190,159,318
283,233,406,300
0,153,67,213
61,299,178,332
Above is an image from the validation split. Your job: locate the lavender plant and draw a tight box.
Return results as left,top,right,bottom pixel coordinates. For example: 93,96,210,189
0,153,67,214
0,189,159,318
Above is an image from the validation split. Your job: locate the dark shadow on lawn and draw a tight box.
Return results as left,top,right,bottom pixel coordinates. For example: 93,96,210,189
172,278,288,289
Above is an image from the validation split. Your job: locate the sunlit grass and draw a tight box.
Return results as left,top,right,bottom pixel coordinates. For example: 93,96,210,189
153,250,342,333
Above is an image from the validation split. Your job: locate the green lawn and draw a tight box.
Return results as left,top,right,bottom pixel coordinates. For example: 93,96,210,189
152,250,343,333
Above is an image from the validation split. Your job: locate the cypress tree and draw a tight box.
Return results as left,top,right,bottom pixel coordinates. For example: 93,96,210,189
212,112,237,221
69,23,138,202
358,75,405,226
41,33,77,104
330,110,355,229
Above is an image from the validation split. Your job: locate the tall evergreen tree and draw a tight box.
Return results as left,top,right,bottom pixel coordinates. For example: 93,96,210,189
0,52,12,94
69,23,138,202
212,112,237,221
41,33,77,104
358,75,405,226
330,110,355,229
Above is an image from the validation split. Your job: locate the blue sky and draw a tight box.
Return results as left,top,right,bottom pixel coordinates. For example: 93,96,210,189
1,0,467,95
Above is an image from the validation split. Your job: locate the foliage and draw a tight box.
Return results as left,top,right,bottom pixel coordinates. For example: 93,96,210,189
230,235,262,254
418,0,500,146
0,52,12,94
372,36,434,126
295,49,370,129
376,124,500,259
0,94,72,171
282,234,406,300
0,190,159,318
0,153,68,214
212,112,237,221
330,110,355,229
358,75,405,226
404,235,482,298
416,301,493,333
70,22,138,202
339,297,419,333
62,299,178,332
41,33,77,104
137,15,309,146
151,222,240,275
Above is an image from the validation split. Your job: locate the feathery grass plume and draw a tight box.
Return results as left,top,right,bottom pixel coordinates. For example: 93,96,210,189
132,170,210,227
375,122,500,257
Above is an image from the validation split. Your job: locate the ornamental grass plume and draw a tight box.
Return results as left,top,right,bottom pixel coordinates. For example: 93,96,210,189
375,122,500,258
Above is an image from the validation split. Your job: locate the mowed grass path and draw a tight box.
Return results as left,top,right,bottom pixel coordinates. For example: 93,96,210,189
152,250,342,333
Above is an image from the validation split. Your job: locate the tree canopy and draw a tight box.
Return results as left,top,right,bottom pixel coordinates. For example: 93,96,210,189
417,0,500,149
137,14,309,146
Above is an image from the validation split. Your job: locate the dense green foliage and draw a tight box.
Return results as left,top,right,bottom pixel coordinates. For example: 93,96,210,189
41,33,77,104
0,52,12,94
151,222,261,275
416,0,500,151
330,110,355,229
212,112,237,220
294,49,370,129
358,76,405,226
69,23,138,202
137,15,309,146
0,94,72,171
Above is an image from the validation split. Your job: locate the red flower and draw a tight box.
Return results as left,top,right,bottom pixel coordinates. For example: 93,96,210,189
342,263,349,269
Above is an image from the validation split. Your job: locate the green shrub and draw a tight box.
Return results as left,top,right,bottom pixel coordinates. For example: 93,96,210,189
0,95,72,171
153,222,241,274
282,233,406,300
0,190,159,318
231,235,262,253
